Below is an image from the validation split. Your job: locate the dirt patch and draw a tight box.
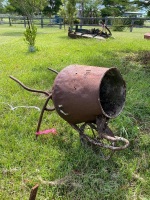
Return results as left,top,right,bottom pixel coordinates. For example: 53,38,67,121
136,51,150,65
125,51,150,71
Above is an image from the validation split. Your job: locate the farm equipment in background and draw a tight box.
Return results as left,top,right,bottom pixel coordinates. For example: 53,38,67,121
68,21,112,40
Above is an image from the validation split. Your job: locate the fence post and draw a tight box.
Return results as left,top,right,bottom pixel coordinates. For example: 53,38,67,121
110,18,113,26
24,16,26,28
9,17,12,26
59,23,62,29
105,17,108,26
80,17,83,29
41,16,43,28
59,18,62,29
130,19,134,32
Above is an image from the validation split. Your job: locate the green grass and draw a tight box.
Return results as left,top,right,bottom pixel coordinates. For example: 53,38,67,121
0,25,150,200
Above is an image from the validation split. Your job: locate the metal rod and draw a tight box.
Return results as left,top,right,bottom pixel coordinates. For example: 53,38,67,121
47,68,59,74
71,122,129,151
45,107,55,111
9,76,50,96
36,94,54,138
101,134,130,150
71,123,115,160
29,184,39,200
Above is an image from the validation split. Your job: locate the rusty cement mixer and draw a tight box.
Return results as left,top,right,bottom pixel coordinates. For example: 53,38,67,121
10,65,129,159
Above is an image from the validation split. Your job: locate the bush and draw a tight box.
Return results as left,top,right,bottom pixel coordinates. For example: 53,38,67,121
134,19,144,26
24,24,37,47
74,18,80,24
111,17,144,31
124,18,144,26
112,18,126,31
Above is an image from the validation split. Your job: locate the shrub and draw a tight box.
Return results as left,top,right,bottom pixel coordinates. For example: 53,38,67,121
124,18,144,26
24,24,37,51
73,18,80,24
134,19,144,26
112,18,127,31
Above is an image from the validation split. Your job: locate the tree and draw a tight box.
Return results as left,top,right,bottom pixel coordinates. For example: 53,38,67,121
102,0,133,15
75,0,102,25
82,0,101,24
103,0,129,9
7,0,47,52
66,0,76,28
147,10,150,17
132,0,150,8
0,0,3,7
59,0,67,28
131,0,150,12
84,0,101,17
0,0,4,12
3,4,16,14
8,0,47,18
43,0,62,17
101,7,121,17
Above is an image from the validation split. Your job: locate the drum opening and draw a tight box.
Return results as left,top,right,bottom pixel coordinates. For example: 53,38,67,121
99,68,126,118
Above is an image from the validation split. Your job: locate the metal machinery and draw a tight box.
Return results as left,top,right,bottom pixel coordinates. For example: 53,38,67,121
10,65,129,159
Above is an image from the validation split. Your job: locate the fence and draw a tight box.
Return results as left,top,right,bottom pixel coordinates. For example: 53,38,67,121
0,15,150,32
0,15,63,29
76,17,150,32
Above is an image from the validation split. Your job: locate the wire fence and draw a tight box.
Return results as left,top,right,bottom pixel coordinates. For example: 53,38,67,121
0,15,63,29
0,15,150,32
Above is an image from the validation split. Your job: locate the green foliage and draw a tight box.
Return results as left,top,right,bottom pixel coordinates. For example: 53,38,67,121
101,7,121,17
7,0,47,16
134,19,144,26
147,10,150,17
24,24,37,48
122,18,145,27
62,18,80,25
112,18,126,31
132,0,150,9
59,0,77,27
59,2,67,20
0,0,5,13
74,18,80,24
103,0,122,7
102,0,137,16
0,0,3,8
66,0,76,28
43,0,62,17
83,0,101,18
2,4,16,14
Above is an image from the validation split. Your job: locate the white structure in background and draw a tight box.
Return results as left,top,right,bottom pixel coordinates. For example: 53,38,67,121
123,11,145,18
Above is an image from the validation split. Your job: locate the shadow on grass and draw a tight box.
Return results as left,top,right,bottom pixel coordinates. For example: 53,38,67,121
58,35,72,40
0,31,24,37
39,128,132,200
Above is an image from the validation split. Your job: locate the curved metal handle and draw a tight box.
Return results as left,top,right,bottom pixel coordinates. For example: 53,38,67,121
101,134,129,151
36,94,55,138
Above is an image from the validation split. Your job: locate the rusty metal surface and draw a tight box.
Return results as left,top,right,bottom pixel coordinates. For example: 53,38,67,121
144,33,150,40
52,65,126,124
10,65,129,157
29,184,39,200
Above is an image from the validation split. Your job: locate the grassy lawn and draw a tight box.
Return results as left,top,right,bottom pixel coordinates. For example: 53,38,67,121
0,24,150,200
